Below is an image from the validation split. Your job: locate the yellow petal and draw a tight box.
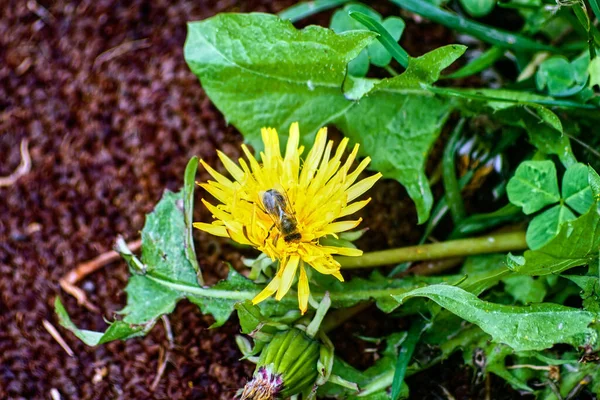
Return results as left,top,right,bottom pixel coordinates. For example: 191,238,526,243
276,255,300,301
285,123,300,162
217,151,245,182
262,127,281,163
199,182,231,205
320,245,363,257
299,127,327,186
347,173,382,202
201,199,232,221
252,275,281,305
241,144,266,186
199,160,234,189
320,218,362,234
306,256,340,275
193,222,229,237
298,264,309,314
339,198,371,218
340,143,360,176
344,157,371,188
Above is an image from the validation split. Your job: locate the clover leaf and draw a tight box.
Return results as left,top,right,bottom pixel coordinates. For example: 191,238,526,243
330,3,405,76
508,161,594,249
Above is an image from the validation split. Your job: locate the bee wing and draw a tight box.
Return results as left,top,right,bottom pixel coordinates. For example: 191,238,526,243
278,187,297,217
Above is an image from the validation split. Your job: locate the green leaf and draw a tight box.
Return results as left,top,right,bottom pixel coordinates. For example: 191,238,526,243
278,0,353,23
443,46,504,79
337,45,466,223
507,160,560,215
588,165,600,200
502,275,547,304
350,12,408,68
319,333,408,399
589,57,600,88
536,57,576,96
563,163,594,214
184,157,202,285
509,202,600,276
55,297,150,346
391,319,425,400
390,0,556,52
56,189,199,342
526,204,576,250
459,0,496,18
185,13,464,224
392,285,597,351
184,13,375,149
563,275,600,313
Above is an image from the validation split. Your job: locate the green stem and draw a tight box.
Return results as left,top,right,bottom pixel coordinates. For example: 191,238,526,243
320,302,371,334
337,231,527,269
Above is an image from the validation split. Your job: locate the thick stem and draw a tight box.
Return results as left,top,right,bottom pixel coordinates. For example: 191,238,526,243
337,231,527,269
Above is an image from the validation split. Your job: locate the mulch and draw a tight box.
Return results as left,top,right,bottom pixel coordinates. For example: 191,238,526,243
0,0,489,399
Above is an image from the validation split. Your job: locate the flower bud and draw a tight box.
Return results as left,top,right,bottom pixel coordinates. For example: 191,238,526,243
240,328,320,399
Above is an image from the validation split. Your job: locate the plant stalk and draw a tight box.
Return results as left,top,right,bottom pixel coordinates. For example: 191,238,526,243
337,231,527,269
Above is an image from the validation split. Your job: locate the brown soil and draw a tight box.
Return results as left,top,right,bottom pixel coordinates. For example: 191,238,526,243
0,1,512,399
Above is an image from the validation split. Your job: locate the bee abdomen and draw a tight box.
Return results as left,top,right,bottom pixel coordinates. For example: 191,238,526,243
283,232,302,242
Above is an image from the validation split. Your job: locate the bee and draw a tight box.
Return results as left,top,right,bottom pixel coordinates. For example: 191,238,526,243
261,188,302,243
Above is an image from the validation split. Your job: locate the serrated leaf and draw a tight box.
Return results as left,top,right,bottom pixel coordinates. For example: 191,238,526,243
188,268,263,328
184,13,375,149
55,298,150,346
510,202,600,276
526,204,576,250
337,45,466,223
392,285,597,351
563,163,594,214
184,13,465,224
507,160,560,215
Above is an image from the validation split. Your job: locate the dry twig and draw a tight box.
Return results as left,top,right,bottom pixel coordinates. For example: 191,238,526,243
150,315,175,391
43,319,74,357
59,239,142,313
94,39,151,68
0,139,32,187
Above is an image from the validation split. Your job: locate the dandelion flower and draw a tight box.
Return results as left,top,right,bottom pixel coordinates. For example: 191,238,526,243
194,123,381,313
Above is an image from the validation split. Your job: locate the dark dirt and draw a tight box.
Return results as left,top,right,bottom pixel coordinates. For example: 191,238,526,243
0,0,521,399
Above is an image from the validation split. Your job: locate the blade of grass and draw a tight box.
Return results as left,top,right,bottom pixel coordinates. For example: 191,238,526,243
349,11,410,68
590,0,600,23
425,85,597,109
388,128,519,277
278,0,352,23
571,2,599,58
444,46,505,79
390,319,427,400
443,118,467,224
389,0,557,52
449,203,522,239
184,156,203,285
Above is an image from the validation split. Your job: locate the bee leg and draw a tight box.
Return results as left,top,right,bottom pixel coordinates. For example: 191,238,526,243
242,198,267,214
263,223,275,246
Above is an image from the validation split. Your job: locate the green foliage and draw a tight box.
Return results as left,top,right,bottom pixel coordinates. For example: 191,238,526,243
392,284,598,351
536,55,590,97
59,1,600,397
508,161,594,249
330,3,406,74
185,12,466,223
459,0,496,18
